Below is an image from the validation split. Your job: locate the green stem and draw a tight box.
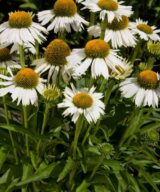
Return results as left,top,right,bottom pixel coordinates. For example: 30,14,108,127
58,31,66,40
119,108,142,146
19,44,25,67
100,18,107,39
130,41,142,64
99,78,107,92
104,79,115,105
88,12,96,40
23,106,29,156
41,103,50,135
94,119,101,135
73,116,84,160
82,123,93,145
21,188,27,192
94,80,114,136
36,103,50,159
88,77,94,88
3,96,18,164
89,156,104,180
90,12,95,26
32,182,40,192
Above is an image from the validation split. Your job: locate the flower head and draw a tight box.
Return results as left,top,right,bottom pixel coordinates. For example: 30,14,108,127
67,39,128,79
37,0,88,33
53,0,77,17
111,59,133,79
81,0,133,22
147,41,160,56
104,16,137,48
58,84,105,123
9,11,32,28
42,84,60,102
120,70,160,107
0,11,47,46
87,16,136,48
36,39,77,83
14,68,39,89
130,19,160,41
44,39,71,66
0,67,45,106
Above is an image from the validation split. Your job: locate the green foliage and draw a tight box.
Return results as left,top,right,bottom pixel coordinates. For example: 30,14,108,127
0,0,160,192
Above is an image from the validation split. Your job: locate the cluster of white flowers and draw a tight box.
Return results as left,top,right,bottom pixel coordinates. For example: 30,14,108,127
0,0,160,124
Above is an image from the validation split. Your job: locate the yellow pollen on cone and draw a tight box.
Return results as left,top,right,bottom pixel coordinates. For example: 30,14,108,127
73,92,93,109
44,39,71,66
138,70,158,89
9,11,32,28
137,23,153,34
97,0,118,11
85,39,110,58
54,0,77,17
107,15,129,30
14,68,39,89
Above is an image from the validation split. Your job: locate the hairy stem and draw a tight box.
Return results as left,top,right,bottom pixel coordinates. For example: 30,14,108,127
73,116,84,160
19,44,25,67
23,106,29,156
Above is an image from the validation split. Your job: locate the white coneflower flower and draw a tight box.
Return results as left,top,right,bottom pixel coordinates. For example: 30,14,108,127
0,11,47,45
67,39,127,79
130,19,160,41
42,84,60,102
37,0,88,33
147,41,160,56
81,0,133,22
36,38,77,83
0,68,45,106
111,59,133,79
0,43,20,69
120,70,160,107
104,15,137,48
58,84,105,123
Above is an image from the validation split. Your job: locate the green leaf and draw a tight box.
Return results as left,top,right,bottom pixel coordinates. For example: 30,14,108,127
76,180,90,192
19,3,38,10
16,162,58,186
94,185,110,192
21,164,33,191
127,174,141,192
22,164,33,179
93,175,116,192
5,178,19,192
119,108,143,145
103,160,122,171
0,169,11,185
114,171,126,191
57,157,75,182
0,147,8,170
141,122,160,133
140,169,160,192
0,124,38,142
87,146,101,155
